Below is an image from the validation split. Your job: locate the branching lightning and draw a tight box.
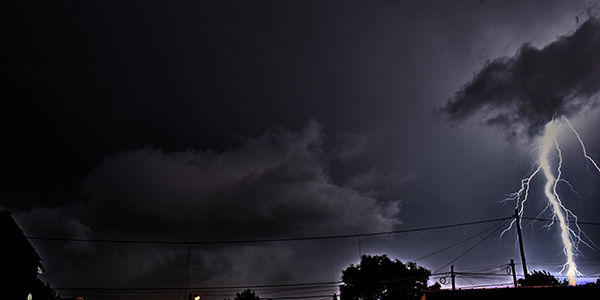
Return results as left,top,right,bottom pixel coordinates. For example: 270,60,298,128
502,117,600,286
440,16,600,286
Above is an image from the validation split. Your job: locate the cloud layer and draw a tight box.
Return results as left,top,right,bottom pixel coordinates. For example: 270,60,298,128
77,120,399,239
18,121,400,289
440,17,600,140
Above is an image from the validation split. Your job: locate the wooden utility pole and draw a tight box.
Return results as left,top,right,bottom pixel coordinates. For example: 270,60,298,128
450,265,456,290
515,209,529,282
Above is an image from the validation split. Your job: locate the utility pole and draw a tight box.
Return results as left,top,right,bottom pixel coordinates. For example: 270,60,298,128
510,259,517,287
515,209,529,282
450,265,456,291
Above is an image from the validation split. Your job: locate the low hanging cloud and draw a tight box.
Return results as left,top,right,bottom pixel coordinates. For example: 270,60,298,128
76,120,400,240
19,120,401,288
440,17,600,140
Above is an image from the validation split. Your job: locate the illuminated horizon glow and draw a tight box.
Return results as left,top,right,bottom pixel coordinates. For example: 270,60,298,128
503,117,599,286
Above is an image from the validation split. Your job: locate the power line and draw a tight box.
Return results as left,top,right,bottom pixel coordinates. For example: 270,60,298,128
521,217,600,225
460,281,514,288
34,216,526,298
54,281,342,292
434,219,511,274
267,295,334,300
26,217,513,245
176,243,193,300
53,282,342,299
413,220,507,261
455,272,513,278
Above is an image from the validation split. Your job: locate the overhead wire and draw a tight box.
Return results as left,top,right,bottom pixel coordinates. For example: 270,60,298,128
42,215,587,298
54,281,343,300
434,219,511,274
54,281,342,292
521,217,600,226
176,243,193,300
26,216,513,245
413,220,508,262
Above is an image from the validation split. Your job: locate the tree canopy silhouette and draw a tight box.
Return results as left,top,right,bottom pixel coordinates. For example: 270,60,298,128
340,254,431,300
234,289,260,300
518,270,567,286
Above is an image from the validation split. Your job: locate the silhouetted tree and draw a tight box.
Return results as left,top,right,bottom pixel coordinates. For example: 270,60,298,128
340,254,431,300
427,282,441,290
517,270,566,286
235,289,260,300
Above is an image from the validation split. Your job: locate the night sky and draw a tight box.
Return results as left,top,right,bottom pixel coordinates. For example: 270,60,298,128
3,1,600,299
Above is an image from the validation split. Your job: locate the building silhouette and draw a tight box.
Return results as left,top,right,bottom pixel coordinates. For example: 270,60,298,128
1,210,58,300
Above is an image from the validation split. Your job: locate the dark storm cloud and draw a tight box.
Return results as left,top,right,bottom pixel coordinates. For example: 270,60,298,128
76,120,399,239
330,133,368,161
17,121,400,286
440,17,600,140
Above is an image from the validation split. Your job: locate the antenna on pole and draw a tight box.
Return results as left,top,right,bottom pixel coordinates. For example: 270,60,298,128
510,259,517,287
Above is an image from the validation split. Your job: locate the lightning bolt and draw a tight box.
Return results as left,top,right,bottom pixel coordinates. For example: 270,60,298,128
503,117,599,286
